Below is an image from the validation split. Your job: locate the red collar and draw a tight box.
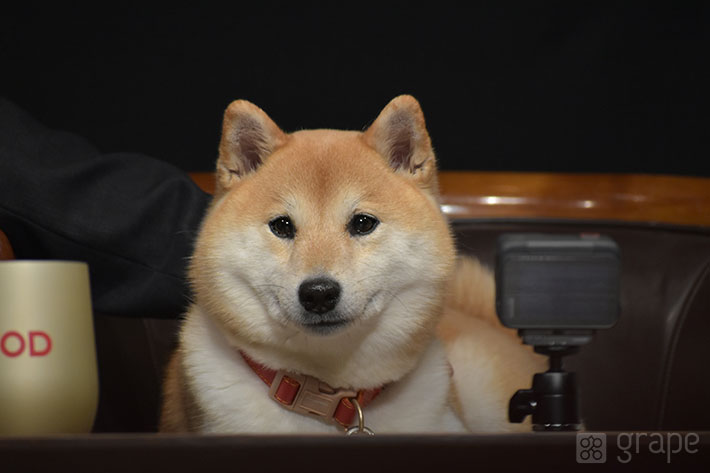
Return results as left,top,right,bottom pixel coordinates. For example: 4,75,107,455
240,351,382,429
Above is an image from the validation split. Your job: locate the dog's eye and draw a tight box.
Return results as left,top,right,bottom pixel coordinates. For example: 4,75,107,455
348,214,379,236
269,216,295,239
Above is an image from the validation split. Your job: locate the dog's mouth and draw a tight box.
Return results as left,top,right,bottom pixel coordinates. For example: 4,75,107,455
300,316,350,335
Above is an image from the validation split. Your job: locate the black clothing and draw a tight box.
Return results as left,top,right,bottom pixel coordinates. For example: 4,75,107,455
0,98,210,318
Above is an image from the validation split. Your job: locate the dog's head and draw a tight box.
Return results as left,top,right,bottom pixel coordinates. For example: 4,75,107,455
190,96,455,384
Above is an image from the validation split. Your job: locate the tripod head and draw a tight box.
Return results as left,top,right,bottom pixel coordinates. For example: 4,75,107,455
495,234,620,431
508,342,582,431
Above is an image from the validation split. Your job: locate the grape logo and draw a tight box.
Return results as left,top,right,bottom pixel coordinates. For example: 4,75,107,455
577,433,607,463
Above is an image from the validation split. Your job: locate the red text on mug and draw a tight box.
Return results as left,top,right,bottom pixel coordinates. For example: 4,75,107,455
0,330,52,357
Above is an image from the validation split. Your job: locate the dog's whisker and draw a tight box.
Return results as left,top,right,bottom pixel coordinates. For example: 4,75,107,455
253,284,288,291
374,288,410,312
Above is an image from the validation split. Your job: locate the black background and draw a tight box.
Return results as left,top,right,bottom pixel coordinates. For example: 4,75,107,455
3,3,708,175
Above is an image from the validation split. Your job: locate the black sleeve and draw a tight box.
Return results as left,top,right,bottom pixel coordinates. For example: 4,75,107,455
0,97,211,318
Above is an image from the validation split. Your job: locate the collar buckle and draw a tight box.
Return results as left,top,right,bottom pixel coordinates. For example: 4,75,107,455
268,370,357,420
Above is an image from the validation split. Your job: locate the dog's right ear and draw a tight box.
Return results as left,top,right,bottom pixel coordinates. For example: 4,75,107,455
216,100,287,194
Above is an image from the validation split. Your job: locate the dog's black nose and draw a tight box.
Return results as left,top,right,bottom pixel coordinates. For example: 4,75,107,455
298,277,341,314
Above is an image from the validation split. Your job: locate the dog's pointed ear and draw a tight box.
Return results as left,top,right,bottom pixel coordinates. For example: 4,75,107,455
363,95,438,192
216,100,287,194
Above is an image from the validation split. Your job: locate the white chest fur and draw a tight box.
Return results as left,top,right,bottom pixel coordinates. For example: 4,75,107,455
181,306,466,434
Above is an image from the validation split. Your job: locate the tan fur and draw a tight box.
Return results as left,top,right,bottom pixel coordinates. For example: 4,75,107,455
159,352,187,432
160,96,544,434
441,257,498,333
439,257,547,432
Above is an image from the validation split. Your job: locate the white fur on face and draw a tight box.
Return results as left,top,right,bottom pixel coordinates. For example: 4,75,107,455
205,210,445,340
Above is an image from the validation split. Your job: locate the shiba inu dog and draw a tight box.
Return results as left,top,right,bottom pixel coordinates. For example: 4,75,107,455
160,95,545,434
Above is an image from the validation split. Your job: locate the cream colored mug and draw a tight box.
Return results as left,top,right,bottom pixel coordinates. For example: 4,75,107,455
0,261,98,435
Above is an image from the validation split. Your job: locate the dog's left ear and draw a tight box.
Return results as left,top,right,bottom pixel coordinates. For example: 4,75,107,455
364,95,438,192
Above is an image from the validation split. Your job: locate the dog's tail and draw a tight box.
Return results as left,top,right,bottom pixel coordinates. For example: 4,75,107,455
438,255,516,344
444,255,498,324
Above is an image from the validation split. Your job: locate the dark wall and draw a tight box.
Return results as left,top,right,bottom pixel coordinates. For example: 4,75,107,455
3,4,708,175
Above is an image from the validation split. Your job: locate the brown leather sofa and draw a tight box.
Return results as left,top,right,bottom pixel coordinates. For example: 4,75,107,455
2,171,709,434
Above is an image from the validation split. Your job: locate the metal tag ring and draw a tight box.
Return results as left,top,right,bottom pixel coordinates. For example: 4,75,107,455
346,425,375,436
345,398,375,436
